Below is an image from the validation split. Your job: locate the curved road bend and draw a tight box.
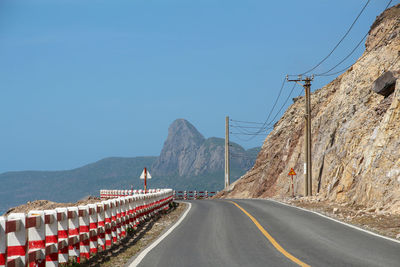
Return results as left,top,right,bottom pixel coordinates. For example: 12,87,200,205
133,199,400,267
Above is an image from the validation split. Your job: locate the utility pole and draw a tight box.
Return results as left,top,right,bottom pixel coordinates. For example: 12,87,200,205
286,75,313,196
225,116,230,189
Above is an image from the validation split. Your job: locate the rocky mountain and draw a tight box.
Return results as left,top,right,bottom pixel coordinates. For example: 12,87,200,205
152,119,206,176
152,119,257,177
0,119,259,214
218,5,400,214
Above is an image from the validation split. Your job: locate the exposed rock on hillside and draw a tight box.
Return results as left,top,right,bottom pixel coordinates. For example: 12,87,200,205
218,5,400,214
1,119,259,213
152,119,259,177
152,119,205,177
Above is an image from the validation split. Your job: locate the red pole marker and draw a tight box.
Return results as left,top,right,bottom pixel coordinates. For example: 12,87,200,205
144,167,147,193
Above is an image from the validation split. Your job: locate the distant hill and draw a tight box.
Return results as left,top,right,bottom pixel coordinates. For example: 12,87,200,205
0,157,157,214
0,118,260,214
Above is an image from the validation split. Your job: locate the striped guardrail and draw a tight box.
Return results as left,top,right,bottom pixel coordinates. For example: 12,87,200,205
0,189,173,266
99,189,162,199
172,190,217,200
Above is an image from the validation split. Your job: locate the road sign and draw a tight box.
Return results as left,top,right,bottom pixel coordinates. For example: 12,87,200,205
140,167,152,192
288,168,296,197
140,169,152,179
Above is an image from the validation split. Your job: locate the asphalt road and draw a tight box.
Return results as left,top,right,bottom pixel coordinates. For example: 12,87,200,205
133,199,400,267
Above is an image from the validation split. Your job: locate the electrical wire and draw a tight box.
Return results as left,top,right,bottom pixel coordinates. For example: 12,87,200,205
315,32,368,76
228,82,297,142
258,77,287,129
230,121,274,135
315,24,398,77
230,132,268,136
315,0,395,77
230,119,266,125
227,1,395,142
230,125,271,129
229,76,287,135
266,83,297,124
299,0,371,75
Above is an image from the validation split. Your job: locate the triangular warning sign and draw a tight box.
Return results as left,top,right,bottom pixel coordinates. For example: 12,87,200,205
288,168,296,176
140,169,152,179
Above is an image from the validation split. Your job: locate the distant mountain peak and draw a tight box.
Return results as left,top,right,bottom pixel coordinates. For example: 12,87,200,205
152,119,258,177
152,119,205,176
167,119,205,146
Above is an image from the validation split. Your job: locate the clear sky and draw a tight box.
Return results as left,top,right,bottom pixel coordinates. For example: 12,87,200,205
0,0,396,173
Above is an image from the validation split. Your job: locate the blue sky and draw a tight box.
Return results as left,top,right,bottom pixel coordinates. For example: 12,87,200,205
0,0,396,173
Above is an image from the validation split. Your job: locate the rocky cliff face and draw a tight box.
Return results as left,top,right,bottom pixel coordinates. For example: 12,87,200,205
152,119,258,177
218,5,400,214
152,119,205,176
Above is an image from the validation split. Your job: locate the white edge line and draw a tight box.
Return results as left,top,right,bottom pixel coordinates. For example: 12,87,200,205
128,202,192,267
265,198,400,244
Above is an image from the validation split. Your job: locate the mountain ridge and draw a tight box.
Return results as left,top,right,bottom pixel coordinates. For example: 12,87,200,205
1,119,260,214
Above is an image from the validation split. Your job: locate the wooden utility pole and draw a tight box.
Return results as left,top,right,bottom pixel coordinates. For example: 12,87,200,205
225,116,230,189
287,75,313,196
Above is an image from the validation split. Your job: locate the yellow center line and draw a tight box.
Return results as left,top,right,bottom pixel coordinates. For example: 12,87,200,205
230,201,311,267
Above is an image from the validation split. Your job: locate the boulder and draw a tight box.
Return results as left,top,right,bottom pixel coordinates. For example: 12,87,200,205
371,71,397,97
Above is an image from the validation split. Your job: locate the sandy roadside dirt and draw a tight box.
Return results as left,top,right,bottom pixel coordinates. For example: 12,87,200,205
2,196,102,216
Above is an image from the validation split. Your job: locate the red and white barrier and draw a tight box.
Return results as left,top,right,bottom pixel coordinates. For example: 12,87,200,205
88,204,98,255
0,217,6,267
0,189,173,266
97,203,106,251
78,205,90,260
44,210,58,267
110,199,118,243
6,213,26,266
56,207,68,263
68,207,80,262
120,198,127,237
27,210,45,267
103,200,112,248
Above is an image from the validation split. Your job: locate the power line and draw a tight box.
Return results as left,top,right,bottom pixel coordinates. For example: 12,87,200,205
299,0,371,75
228,81,297,142
230,125,271,129
230,119,266,125
267,83,297,124
230,121,274,135
315,32,367,76
229,76,287,136
227,1,394,144
257,77,287,129
230,132,268,136
315,0,395,77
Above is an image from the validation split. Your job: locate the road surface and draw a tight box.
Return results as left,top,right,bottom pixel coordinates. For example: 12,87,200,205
131,199,400,267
